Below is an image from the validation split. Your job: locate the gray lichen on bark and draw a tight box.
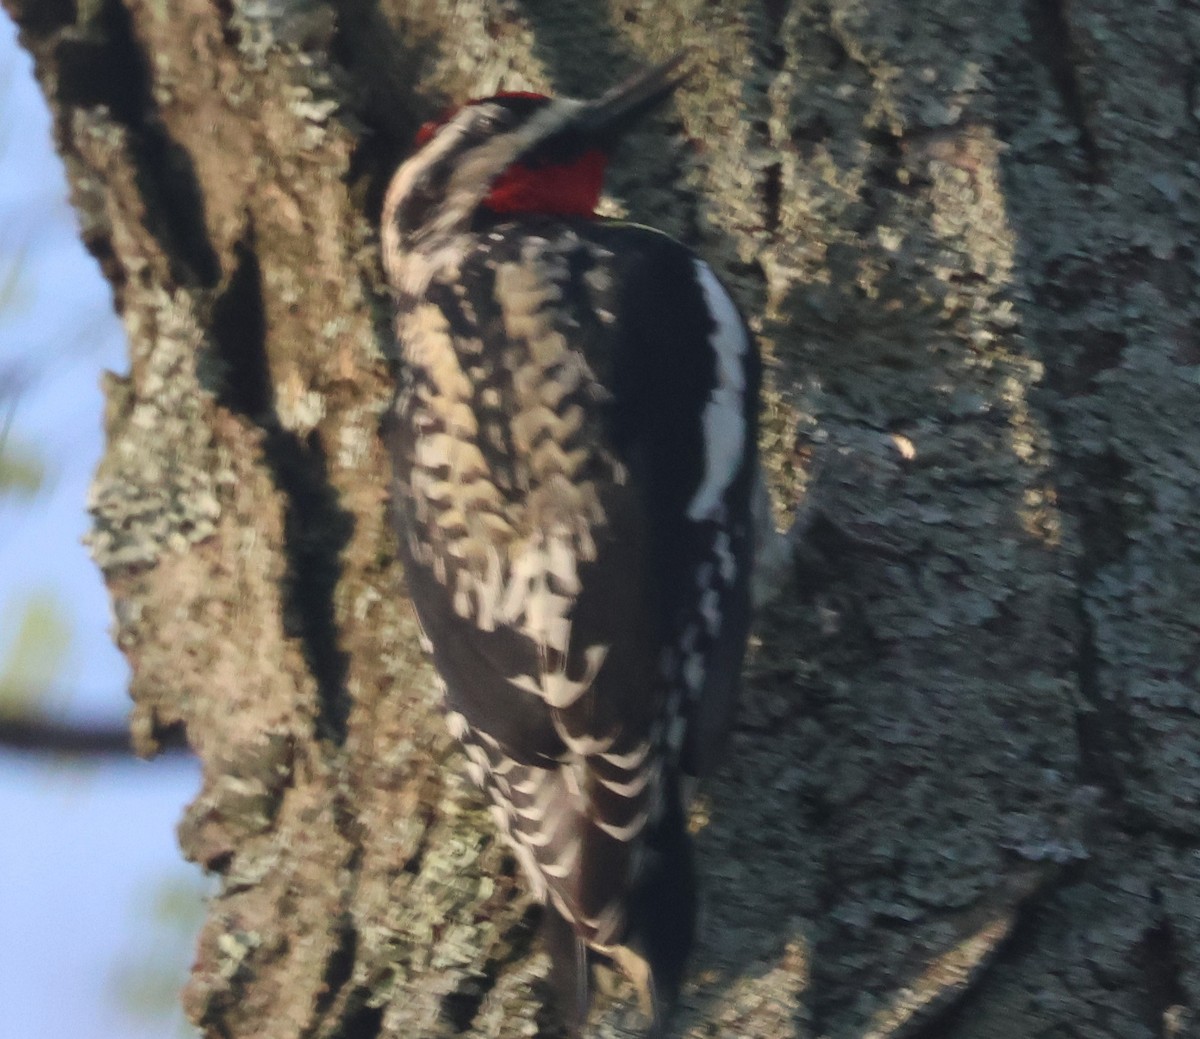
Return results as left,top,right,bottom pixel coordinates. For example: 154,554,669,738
4,0,1198,1036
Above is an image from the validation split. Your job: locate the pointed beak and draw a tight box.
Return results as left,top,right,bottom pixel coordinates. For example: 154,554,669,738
579,50,693,144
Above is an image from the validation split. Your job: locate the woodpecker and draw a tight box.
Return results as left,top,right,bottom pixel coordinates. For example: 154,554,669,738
382,53,761,1036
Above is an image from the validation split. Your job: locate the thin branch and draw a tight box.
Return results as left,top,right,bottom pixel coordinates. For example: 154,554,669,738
0,713,188,757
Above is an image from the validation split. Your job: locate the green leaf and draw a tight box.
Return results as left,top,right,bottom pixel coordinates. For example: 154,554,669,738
0,436,45,496
0,591,72,713
110,872,209,1036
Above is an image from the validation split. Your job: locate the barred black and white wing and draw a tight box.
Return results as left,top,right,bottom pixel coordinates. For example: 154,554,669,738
386,219,759,1031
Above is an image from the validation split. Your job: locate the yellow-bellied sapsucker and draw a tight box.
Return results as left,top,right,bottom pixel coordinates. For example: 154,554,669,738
382,53,762,1036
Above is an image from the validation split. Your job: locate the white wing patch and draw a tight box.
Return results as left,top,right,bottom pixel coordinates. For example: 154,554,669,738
687,261,749,521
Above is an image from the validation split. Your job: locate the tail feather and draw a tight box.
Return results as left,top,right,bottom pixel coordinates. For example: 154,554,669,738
542,906,590,1037
623,782,697,1031
539,783,697,1036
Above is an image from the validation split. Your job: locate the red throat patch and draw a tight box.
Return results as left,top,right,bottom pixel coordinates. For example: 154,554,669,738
483,149,608,218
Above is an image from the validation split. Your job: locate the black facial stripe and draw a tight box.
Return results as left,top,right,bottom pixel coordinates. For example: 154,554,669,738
395,113,508,233
394,160,456,233
469,96,590,168
520,126,592,168
473,95,551,119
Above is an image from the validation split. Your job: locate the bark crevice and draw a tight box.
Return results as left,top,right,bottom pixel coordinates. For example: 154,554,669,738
1020,0,1102,181
61,0,220,287
208,230,355,744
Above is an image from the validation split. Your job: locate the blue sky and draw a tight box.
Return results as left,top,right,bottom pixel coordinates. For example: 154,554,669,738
0,15,204,1038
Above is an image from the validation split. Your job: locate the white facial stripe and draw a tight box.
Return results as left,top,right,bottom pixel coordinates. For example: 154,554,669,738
385,98,592,292
381,114,476,281
687,261,749,521
443,99,587,232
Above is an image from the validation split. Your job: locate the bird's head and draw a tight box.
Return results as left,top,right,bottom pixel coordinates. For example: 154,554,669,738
382,52,690,265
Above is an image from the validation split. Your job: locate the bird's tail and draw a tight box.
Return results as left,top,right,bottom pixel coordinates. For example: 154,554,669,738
617,782,698,1035
541,782,697,1036
541,904,591,1037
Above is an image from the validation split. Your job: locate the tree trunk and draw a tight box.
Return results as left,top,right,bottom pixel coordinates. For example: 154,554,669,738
6,0,1198,1036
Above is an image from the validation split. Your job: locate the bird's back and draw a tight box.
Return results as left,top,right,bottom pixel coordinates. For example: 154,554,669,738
386,214,760,1025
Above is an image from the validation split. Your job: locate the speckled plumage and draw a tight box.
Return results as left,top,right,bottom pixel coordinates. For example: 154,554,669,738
382,66,760,1034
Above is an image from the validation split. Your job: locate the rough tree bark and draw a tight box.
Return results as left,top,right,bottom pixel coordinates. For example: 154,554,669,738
6,1,1198,1036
